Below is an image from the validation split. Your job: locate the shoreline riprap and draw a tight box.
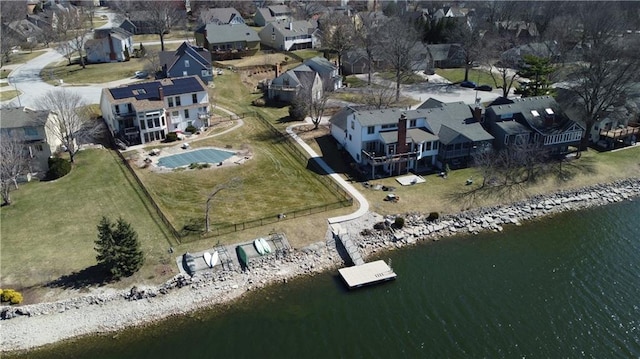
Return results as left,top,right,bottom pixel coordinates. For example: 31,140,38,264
1,178,638,353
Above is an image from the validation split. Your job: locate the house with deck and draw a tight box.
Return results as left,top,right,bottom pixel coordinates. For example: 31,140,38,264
329,101,494,177
484,96,585,155
158,41,213,83
0,107,62,172
258,20,320,51
100,76,210,145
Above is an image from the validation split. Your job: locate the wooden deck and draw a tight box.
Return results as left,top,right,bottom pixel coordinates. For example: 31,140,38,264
600,126,640,140
338,260,397,289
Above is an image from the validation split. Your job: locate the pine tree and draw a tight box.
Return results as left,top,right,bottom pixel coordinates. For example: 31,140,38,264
111,218,144,278
95,217,144,279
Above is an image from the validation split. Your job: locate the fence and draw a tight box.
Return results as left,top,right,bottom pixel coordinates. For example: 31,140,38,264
109,112,353,243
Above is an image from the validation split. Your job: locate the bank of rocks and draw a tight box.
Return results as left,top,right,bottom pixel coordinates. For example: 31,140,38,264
354,178,640,256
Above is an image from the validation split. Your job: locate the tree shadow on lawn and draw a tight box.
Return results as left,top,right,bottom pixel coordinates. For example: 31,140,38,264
45,264,113,290
447,181,529,211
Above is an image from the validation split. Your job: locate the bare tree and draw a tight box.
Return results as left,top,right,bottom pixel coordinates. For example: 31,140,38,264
143,48,161,75
0,1,28,25
363,82,396,109
119,0,183,51
321,13,355,75
308,92,330,130
0,133,29,206
444,17,484,82
0,28,19,66
562,2,640,149
79,0,98,28
56,40,75,65
205,179,240,233
37,90,90,163
354,12,381,85
375,18,421,101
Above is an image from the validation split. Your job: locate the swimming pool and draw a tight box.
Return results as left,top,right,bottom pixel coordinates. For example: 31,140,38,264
157,148,235,169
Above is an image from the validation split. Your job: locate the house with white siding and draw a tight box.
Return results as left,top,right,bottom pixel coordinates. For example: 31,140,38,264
258,20,320,51
100,76,209,145
330,101,494,178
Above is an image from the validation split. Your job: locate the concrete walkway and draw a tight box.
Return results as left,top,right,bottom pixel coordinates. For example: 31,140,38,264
285,123,369,224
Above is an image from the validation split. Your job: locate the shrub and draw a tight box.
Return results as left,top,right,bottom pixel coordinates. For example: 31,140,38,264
0,289,23,304
427,212,439,221
47,157,71,180
165,132,178,142
185,125,198,134
373,222,387,230
251,98,266,107
394,217,405,229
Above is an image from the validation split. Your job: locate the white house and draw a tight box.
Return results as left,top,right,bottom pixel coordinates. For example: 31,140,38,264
85,28,133,63
330,101,494,177
100,76,210,145
0,107,62,172
258,20,320,51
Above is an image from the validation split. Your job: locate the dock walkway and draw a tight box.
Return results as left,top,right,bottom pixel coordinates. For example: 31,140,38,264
332,224,365,266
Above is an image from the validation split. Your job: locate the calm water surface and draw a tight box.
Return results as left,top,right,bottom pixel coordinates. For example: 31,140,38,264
12,200,640,358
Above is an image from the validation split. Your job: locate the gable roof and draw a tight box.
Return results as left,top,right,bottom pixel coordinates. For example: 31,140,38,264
268,5,291,15
417,98,444,109
488,95,582,135
267,19,317,37
94,27,132,40
200,7,243,24
159,41,211,72
0,107,50,129
103,76,207,111
204,23,259,44
303,56,336,75
329,106,357,130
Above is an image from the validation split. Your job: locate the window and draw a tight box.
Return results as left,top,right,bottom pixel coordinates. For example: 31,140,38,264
192,94,198,104
115,105,120,114
147,119,154,128
271,34,276,41
140,119,146,130
184,60,190,67
154,118,160,127
367,126,374,134
175,96,181,106
168,97,174,107
351,121,355,130
24,127,38,136
183,71,188,76
425,142,431,151
201,69,209,77
187,121,192,126
127,103,133,113
348,134,352,141
172,111,179,117
410,119,417,127
184,109,189,118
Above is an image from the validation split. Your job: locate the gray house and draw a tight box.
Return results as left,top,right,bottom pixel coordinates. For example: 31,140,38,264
254,5,292,26
194,22,260,60
267,64,322,103
159,42,213,83
484,96,584,155
258,20,320,51
199,7,245,25
303,56,342,90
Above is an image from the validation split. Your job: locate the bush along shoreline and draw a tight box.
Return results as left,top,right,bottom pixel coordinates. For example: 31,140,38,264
1,178,639,353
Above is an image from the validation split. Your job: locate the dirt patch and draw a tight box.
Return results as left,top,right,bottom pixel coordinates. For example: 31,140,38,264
240,69,274,92
292,124,330,141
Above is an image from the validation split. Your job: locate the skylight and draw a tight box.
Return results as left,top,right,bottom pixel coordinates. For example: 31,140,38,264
531,110,540,117
545,108,554,115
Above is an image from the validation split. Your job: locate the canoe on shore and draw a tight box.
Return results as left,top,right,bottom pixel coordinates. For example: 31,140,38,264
211,251,219,268
236,246,248,268
203,252,213,268
260,238,271,254
254,239,266,255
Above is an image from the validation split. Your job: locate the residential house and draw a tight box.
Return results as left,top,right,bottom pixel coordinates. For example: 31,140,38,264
303,56,341,90
194,22,260,60
100,76,210,145
484,96,584,155
198,7,245,25
267,64,323,103
495,21,539,40
258,20,320,51
254,5,292,26
3,20,44,44
425,44,466,71
329,101,494,177
118,19,138,35
341,48,386,76
0,107,62,172
85,28,133,63
159,41,213,83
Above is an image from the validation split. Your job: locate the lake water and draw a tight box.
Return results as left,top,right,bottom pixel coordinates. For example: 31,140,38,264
10,200,640,358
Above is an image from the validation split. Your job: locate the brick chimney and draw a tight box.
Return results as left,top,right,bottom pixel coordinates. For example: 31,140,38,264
397,113,408,173
158,87,164,101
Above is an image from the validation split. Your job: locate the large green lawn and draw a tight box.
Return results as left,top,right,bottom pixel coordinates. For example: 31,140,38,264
0,149,175,296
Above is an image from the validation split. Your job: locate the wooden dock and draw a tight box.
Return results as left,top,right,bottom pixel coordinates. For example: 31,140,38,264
332,224,397,289
338,260,397,289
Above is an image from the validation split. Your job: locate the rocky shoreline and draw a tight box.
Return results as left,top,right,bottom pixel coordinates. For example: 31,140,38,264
1,178,638,353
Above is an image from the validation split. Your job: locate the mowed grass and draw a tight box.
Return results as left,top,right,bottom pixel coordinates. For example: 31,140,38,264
0,89,20,101
2,50,49,66
133,116,345,238
0,149,175,296
436,68,496,86
41,58,148,85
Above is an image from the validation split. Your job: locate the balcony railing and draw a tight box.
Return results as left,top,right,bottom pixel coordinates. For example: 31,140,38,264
361,150,419,166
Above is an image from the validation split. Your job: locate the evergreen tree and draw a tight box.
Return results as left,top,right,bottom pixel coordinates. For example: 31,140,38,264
123,45,130,61
94,217,144,279
517,55,554,97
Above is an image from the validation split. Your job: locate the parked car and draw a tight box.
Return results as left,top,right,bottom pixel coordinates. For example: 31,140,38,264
475,84,493,91
134,71,148,79
460,80,477,88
